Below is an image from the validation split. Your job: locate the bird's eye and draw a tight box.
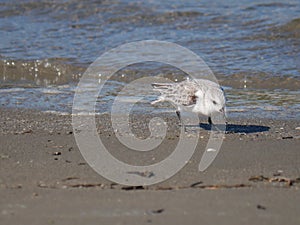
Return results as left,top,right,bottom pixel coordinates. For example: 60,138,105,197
212,100,217,105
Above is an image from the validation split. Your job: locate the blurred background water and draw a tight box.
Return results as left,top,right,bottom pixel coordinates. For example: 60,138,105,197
0,0,299,119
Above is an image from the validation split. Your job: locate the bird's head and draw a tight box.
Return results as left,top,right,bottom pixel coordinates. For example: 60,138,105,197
194,88,226,116
209,93,226,114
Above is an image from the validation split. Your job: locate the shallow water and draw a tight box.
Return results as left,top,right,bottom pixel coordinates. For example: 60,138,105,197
0,0,299,119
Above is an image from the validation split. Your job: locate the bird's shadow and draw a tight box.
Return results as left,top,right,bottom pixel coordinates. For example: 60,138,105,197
199,123,270,134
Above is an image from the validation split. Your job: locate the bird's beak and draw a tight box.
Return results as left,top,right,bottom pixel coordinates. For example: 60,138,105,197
219,107,227,124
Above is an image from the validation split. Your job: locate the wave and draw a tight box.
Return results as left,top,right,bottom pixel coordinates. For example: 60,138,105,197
0,58,299,90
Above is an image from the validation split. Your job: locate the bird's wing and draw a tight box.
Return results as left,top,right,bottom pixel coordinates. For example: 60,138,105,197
152,80,198,106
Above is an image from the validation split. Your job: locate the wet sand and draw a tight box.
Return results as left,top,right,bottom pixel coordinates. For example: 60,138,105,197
0,108,299,224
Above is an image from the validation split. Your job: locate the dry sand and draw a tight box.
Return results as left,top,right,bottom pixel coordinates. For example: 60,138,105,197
0,108,299,225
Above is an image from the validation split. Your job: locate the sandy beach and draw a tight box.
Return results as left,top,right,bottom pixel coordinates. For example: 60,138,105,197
0,108,299,224
1,0,300,224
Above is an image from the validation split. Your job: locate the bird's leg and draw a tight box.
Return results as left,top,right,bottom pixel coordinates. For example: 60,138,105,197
208,116,215,130
176,110,186,131
176,110,181,121
208,116,212,125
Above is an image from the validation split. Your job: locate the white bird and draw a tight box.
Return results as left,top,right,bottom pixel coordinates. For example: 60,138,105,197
151,78,226,126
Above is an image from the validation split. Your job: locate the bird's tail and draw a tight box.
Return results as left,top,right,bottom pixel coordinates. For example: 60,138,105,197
151,83,170,105
151,99,162,105
151,83,172,89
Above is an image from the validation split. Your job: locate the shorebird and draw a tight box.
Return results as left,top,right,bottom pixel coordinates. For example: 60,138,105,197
151,78,226,126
